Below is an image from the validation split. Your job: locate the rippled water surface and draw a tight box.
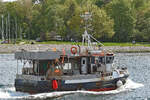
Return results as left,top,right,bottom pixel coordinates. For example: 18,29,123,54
0,53,149,100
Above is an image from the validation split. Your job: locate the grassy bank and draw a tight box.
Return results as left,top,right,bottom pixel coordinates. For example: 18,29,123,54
36,41,150,47
1,40,150,47
36,41,81,45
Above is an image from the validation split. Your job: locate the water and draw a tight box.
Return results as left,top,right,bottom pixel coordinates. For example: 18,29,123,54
0,53,148,100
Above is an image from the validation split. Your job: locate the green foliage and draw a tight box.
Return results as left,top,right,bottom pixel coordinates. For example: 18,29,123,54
131,0,150,42
91,5,114,39
0,0,150,43
66,0,114,40
105,0,136,42
95,0,105,7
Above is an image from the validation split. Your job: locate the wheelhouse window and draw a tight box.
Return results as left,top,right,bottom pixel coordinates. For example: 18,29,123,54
99,57,105,63
63,63,72,70
82,60,85,64
63,63,73,75
106,56,114,63
91,57,95,64
74,63,78,70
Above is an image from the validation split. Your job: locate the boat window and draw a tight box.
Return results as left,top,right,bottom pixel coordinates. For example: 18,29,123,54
82,60,85,64
99,57,105,63
91,57,95,64
74,64,78,70
95,57,99,64
63,63,72,70
106,56,114,63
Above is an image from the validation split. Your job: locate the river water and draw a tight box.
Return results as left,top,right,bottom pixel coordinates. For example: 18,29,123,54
0,53,148,100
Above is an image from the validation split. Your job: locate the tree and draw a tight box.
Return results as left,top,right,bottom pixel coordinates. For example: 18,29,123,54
33,0,65,40
105,0,136,42
2,0,150,43
68,0,114,41
134,7,150,41
131,0,150,42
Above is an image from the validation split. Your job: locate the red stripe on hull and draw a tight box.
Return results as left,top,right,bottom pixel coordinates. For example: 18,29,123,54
88,87,116,92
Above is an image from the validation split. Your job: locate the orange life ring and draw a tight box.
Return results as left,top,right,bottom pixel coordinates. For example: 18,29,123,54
71,46,77,54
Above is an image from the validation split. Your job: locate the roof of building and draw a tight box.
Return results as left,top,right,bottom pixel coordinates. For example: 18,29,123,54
15,51,71,60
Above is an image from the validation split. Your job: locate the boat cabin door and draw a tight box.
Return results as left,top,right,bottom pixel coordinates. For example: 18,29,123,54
81,57,87,74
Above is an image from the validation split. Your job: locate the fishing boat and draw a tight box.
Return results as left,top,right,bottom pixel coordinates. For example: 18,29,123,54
14,12,129,93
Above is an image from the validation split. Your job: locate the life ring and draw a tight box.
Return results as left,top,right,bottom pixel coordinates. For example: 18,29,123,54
71,46,77,54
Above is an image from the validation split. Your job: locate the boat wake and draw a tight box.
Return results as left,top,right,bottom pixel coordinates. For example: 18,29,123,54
0,79,144,100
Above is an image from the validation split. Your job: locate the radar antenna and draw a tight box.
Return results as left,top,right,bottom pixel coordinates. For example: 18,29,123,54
81,12,104,50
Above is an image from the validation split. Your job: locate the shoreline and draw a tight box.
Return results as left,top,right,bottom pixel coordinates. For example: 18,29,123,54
1,44,150,53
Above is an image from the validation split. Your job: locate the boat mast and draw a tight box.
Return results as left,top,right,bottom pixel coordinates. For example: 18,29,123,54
81,12,92,50
81,12,104,50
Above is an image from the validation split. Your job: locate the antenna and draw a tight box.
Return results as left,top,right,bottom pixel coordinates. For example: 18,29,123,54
81,12,104,50
81,12,92,49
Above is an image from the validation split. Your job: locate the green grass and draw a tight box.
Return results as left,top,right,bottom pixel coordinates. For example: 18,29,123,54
36,41,82,45
36,41,150,46
36,41,150,47
103,42,150,46
1,40,150,47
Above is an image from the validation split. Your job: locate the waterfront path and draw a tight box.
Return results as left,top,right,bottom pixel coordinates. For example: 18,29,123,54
0,44,150,53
